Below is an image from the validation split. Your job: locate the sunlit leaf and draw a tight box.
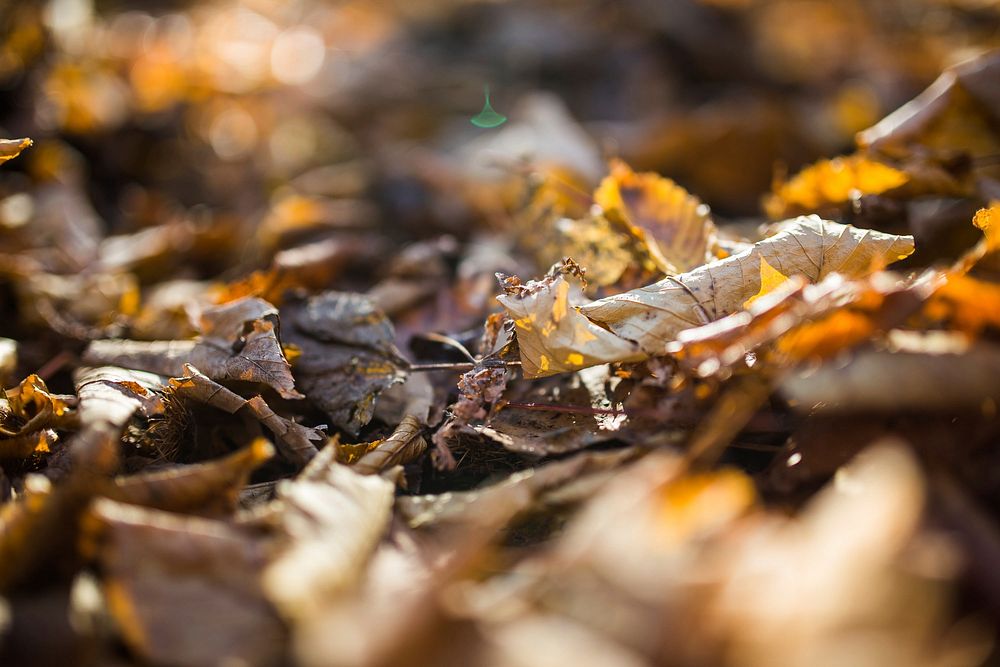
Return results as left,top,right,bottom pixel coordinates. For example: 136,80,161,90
0,138,31,165
764,154,909,219
595,159,718,274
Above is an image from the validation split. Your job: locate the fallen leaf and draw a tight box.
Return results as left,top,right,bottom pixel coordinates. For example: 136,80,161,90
349,415,427,476
501,217,914,376
0,138,32,165
169,365,321,465
595,158,718,273
281,291,407,434
110,438,274,515
496,260,645,378
262,443,396,620
742,255,789,308
83,297,303,400
764,154,909,219
85,499,286,667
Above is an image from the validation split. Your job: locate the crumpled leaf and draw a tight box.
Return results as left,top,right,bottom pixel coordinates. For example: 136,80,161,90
262,443,396,620
282,291,407,434
85,499,286,667
501,217,914,376
1,374,75,458
595,158,718,273
0,137,31,165
496,260,645,378
764,154,909,219
83,297,303,400
169,365,321,465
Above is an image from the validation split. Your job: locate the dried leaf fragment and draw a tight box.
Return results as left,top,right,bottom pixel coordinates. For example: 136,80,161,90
0,138,32,165
742,256,789,308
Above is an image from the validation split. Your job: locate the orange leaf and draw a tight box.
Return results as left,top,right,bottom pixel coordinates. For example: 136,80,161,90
595,159,717,273
765,154,908,219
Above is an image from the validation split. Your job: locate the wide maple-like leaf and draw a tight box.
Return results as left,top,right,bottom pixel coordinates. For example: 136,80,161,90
501,216,914,377
595,158,718,274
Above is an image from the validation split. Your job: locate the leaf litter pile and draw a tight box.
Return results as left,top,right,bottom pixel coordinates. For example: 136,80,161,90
3,1,1000,665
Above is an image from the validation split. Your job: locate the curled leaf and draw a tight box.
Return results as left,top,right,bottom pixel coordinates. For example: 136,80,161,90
501,217,914,376
348,415,427,476
169,366,321,465
84,297,303,400
595,159,718,273
0,138,32,165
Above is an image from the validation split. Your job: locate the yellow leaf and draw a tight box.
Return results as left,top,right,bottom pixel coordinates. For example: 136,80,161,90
656,468,756,545
765,154,909,219
743,256,789,309
595,159,717,273
0,137,31,165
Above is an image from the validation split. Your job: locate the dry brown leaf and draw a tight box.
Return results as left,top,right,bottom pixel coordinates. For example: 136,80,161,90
281,291,407,434
594,158,718,273
84,297,303,400
496,260,645,378
85,499,286,667
110,438,274,515
169,365,321,465
501,217,914,376
350,415,427,476
262,443,396,621
0,137,32,165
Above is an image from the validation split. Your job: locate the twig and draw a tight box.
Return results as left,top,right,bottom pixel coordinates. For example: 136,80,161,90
406,360,522,373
